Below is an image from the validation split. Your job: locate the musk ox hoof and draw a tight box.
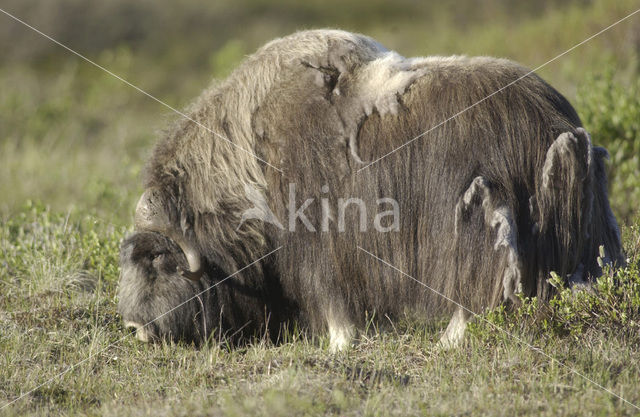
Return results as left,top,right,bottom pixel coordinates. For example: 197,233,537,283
439,308,470,349
328,322,355,353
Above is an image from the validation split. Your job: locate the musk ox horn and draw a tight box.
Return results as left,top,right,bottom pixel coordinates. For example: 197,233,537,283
134,188,204,282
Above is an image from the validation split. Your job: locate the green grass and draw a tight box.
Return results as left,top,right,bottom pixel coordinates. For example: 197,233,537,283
1,204,640,416
1,0,640,415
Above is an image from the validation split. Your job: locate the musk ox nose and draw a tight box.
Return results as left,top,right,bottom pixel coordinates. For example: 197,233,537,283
124,321,152,343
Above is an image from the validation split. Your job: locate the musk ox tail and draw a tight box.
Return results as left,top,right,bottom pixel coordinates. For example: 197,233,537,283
532,128,623,299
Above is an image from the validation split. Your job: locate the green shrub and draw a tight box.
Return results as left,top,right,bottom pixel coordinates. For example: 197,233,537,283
576,67,640,224
470,233,640,345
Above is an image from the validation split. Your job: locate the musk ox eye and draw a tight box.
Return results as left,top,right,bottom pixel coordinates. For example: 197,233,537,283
151,253,165,267
151,253,183,275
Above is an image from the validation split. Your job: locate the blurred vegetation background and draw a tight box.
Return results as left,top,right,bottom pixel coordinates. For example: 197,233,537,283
1,0,639,225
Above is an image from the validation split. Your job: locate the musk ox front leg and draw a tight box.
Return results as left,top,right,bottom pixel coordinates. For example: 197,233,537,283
443,176,523,347
295,256,355,352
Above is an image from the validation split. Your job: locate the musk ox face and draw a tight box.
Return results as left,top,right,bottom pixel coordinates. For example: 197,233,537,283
117,231,217,344
117,29,624,349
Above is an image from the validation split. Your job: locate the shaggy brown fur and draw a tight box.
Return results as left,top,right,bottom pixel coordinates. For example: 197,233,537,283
117,30,623,347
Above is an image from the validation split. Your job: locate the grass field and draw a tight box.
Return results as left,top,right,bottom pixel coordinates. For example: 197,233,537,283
1,0,640,415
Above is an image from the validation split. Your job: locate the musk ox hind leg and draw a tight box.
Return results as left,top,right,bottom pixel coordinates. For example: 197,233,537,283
443,176,524,347
534,128,623,292
117,231,215,345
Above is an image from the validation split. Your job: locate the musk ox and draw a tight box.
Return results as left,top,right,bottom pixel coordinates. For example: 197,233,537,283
117,29,624,350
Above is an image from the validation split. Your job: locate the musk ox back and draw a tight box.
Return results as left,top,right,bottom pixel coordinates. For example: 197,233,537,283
117,29,623,349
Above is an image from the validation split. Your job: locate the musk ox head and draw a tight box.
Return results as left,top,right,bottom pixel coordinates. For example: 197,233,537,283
117,231,218,344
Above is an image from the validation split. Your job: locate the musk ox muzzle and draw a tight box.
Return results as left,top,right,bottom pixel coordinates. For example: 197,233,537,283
117,29,624,349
